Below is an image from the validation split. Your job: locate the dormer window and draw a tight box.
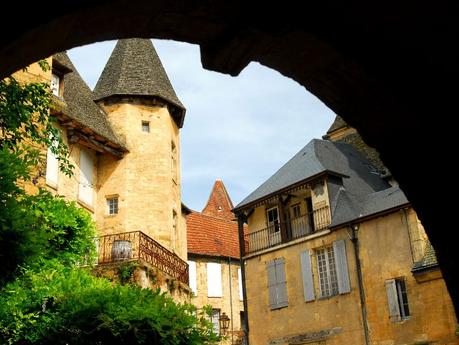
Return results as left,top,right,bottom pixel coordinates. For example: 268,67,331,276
51,73,60,96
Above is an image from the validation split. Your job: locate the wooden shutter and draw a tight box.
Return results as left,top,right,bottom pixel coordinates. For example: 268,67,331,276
79,150,94,206
385,279,401,322
300,250,315,301
267,260,278,309
275,258,288,308
334,239,351,294
188,261,197,294
207,263,222,297
238,268,243,300
45,146,59,186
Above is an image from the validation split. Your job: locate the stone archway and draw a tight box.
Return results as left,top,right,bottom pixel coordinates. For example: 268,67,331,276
1,0,457,313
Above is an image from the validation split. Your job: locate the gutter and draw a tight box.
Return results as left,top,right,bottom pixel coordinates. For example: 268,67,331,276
350,225,370,345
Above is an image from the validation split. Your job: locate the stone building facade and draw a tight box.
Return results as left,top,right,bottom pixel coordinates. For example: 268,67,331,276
18,39,190,300
187,180,246,344
234,118,458,345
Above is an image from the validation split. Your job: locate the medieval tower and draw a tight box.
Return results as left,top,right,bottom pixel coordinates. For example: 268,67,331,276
92,39,187,261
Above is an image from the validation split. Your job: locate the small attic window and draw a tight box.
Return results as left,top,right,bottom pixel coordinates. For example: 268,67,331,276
142,121,150,133
51,73,61,96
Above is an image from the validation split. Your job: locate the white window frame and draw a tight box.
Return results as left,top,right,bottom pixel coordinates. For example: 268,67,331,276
45,138,59,187
78,149,94,207
106,197,119,215
316,246,339,298
207,262,222,297
51,73,60,96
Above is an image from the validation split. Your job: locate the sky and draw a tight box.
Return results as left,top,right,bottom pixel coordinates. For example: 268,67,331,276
68,39,336,211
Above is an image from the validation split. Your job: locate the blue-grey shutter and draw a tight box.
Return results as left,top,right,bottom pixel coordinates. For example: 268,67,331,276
333,239,351,294
385,279,401,322
267,260,278,309
300,250,315,301
275,258,288,308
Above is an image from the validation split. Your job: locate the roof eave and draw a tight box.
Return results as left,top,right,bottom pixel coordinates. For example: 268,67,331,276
233,170,348,213
329,202,411,230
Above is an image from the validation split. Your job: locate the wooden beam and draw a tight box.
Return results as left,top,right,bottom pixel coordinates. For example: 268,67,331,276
67,130,124,159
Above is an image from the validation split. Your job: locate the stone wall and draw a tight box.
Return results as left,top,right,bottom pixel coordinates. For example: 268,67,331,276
189,256,245,344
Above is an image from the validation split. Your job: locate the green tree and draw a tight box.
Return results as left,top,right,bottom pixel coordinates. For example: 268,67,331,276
0,64,219,344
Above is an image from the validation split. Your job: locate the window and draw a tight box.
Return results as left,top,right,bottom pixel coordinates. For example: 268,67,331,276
141,121,150,132
291,203,301,219
210,309,221,335
188,260,197,294
267,258,288,309
316,246,339,297
315,240,351,298
45,137,59,187
385,278,410,322
207,262,222,297
106,197,119,215
78,149,94,206
51,73,60,96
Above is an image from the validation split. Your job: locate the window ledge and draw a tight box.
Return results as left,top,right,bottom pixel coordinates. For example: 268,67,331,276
46,180,58,191
77,199,94,213
104,214,118,218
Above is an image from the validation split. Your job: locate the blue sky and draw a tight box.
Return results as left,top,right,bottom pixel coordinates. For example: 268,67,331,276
68,39,336,211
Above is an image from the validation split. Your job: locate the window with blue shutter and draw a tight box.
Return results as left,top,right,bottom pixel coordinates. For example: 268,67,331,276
300,250,315,301
267,258,288,309
333,239,351,294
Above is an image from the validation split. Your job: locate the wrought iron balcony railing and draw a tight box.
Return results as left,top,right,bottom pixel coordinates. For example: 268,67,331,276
244,205,330,255
97,230,189,285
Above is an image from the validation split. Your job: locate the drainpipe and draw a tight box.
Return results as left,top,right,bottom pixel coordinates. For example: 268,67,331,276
237,213,250,345
228,256,234,344
350,224,370,345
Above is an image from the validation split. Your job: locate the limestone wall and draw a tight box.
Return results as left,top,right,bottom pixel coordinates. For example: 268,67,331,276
97,100,186,261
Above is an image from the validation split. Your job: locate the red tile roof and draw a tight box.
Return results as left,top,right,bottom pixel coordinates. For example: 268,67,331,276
187,211,242,259
202,180,234,220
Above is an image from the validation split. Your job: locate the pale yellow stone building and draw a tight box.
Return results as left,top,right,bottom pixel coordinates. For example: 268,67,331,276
234,118,458,345
23,39,191,299
187,180,246,344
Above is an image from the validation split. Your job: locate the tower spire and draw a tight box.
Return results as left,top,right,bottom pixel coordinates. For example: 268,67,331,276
93,38,186,127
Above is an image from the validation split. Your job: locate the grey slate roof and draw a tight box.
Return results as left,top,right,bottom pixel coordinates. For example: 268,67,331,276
329,186,409,228
52,52,127,149
235,138,410,228
93,39,186,127
235,139,388,209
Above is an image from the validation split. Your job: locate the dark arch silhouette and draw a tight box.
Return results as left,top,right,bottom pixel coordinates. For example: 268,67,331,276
1,1,457,312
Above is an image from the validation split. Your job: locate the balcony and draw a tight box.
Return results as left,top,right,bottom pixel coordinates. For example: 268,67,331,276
97,231,189,285
244,205,330,255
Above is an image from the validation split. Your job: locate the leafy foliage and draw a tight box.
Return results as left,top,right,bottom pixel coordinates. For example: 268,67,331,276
0,64,73,176
0,261,219,345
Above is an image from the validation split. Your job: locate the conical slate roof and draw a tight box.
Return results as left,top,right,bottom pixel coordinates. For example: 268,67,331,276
93,38,186,127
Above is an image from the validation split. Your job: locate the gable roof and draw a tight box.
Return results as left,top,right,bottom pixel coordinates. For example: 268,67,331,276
235,139,388,210
187,211,241,259
202,180,235,220
93,38,186,127
52,52,127,150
